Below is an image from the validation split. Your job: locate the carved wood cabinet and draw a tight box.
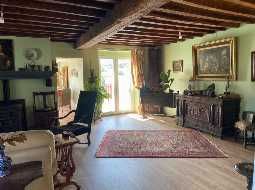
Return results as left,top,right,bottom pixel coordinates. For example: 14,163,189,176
176,95,241,138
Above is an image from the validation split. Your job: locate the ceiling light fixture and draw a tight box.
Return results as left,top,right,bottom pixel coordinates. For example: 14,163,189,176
178,31,182,40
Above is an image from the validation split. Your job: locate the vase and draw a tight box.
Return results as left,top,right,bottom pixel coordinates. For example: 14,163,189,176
0,144,12,177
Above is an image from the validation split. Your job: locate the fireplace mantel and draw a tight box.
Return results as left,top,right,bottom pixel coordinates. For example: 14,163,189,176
0,71,55,80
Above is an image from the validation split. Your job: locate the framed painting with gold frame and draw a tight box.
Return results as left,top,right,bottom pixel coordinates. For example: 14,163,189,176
192,37,237,80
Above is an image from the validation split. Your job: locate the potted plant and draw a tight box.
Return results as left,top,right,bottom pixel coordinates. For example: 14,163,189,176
160,69,174,93
0,133,27,177
85,69,110,120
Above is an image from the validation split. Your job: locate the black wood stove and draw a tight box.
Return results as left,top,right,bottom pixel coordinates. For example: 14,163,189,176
0,80,27,133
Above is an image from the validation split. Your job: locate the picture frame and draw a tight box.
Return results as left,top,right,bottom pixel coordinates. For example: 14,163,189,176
172,60,183,72
251,51,255,81
0,39,14,71
192,37,237,80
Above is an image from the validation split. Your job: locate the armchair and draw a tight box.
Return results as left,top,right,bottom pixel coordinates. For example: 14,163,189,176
4,130,56,190
51,91,97,145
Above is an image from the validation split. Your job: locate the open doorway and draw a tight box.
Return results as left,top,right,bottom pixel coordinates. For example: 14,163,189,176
98,50,134,114
56,58,83,117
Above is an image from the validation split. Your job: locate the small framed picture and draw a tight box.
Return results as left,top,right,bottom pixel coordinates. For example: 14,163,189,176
251,51,255,81
173,60,183,72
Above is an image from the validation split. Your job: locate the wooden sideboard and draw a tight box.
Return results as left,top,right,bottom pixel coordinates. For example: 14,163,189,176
176,94,241,138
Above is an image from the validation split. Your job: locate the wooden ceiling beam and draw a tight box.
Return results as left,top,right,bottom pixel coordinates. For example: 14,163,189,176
108,38,179,44
143,15,227,30
148,11,240,28
111,34,180,40
222,0,255,10
96,0,121,3
171,0,255,18
139,17,226,31
0,30,79,39
132,21,216,33
4,17,88,30
4,13,92,28
33,0,115,10
4,6,100,24
160,1,255,23
76,0,172,49
108,35,182,42
117,31,197,41
3,19,88,32
3,0,106,18
0,26,80,36
0,31,78,38
157,7,241,25
100,41,168,46
105,40,175,45
118,30,189,38
0,24,85,34
126,24,206,36
123,27,203,37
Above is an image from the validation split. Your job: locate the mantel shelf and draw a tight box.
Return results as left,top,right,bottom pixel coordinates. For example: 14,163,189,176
0,71,56,80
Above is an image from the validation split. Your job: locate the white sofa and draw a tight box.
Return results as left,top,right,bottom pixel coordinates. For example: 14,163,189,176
4,130,57,190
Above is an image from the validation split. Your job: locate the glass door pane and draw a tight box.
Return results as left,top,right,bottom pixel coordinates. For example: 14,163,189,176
118,59,132,112
100,58,115,113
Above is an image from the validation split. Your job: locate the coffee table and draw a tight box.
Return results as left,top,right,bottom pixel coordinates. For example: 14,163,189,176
54,134,80,190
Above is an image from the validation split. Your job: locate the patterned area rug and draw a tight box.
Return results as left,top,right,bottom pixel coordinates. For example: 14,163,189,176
96,130,227,158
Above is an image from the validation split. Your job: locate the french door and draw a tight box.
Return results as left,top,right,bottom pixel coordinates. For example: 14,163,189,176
100,58,133,114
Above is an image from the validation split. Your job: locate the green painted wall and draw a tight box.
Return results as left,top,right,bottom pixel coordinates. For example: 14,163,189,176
163,24,255,114
0,37,141,126
0,36,53,126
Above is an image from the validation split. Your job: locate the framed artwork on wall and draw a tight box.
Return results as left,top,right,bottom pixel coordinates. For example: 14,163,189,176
0,39,14,71
251,51,255,81
172,60,183,72
192,37,237,80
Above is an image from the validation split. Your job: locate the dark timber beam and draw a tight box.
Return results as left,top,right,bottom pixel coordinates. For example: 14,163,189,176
4,6,100,24
139,17,226,31
170,0,255,18
161,1,255,23
0,26,80,35
76,0,172,49
131,22,215,33
34,0,114,10
3,0,105,18
148,11,240,28
123,27,204,37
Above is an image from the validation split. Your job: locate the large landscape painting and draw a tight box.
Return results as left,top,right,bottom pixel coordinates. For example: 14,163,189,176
193,38,236,80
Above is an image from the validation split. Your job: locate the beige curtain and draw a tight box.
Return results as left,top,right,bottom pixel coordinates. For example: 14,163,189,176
131,49,145,89
131,49,145,116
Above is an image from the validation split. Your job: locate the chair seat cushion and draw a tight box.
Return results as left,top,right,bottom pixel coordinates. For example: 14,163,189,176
51,123,90,136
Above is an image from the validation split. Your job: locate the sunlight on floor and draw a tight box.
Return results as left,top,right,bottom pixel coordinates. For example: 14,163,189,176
127,113,168,124
127,113,154,121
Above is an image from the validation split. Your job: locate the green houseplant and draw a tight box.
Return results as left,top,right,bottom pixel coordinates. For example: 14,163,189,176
85,70,110,120
160,69,174,93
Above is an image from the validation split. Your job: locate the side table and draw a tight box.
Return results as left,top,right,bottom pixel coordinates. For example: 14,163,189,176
55,134,80,190
0,161,43,190
234,162,254,190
